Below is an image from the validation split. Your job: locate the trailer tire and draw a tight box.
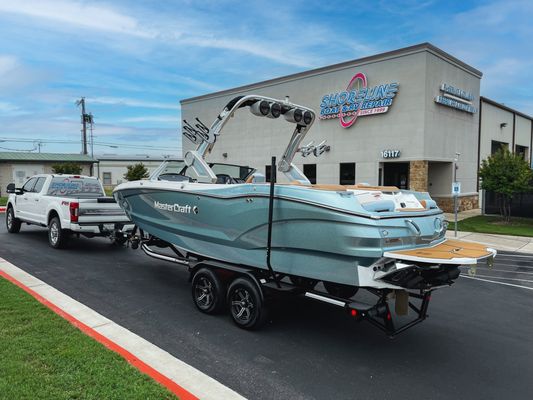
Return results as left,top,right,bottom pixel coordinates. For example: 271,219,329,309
323,282,358,299
48,216,69,249
289,275,318,290
191,268,225,314
227,277,268,330
6,206,21,233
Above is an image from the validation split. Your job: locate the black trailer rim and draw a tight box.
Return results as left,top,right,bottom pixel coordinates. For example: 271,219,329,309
231,288,255,322
194,277,215,310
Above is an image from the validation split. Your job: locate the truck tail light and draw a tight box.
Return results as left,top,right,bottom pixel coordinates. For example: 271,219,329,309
70,202,79,222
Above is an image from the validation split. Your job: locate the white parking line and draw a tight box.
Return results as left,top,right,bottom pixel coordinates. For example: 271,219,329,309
460,274,533,291
466,274,533,283
0,258,246,400
495,253,533,259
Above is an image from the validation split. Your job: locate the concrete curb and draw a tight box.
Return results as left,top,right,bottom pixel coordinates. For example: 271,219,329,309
0,258,246,400
0,206,5,213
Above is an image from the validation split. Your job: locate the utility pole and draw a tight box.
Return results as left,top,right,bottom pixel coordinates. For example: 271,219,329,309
76,97,88,155
89,113,94,158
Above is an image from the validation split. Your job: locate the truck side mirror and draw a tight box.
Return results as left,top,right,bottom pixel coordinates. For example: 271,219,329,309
6,183,15,193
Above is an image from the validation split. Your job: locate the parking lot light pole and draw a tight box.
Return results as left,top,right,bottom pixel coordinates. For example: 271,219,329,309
453,152,460,237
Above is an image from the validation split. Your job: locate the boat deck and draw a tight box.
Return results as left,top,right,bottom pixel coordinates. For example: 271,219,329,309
384,239,496,265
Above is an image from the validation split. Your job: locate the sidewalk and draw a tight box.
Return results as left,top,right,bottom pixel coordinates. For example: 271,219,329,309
446,230,533,253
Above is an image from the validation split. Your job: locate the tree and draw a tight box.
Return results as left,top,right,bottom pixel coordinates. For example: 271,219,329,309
52,162,83,174
124,162,149,181
479,147,533,222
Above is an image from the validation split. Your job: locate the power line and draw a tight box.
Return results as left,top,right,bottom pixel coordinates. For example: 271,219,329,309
0,137,181,151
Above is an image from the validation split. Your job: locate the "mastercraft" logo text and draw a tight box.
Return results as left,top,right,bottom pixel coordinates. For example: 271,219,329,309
154,201,197,214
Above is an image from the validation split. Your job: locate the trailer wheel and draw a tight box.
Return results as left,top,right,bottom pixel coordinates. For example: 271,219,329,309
323,282,359,299
191,268,225,314
227,277,268,330
48,216,69,249
289,275,318,290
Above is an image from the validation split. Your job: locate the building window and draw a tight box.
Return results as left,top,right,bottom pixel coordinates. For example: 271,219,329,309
303,164,317,184
265,165,271,182
102,172,112,185
516,145,528,160
339,163,356,185
491,140,508,154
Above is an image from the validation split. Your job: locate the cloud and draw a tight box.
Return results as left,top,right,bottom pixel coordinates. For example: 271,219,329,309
119,115,179,124
0,55,17,75
0,0,154,38
0,101,28,116
89,97,180,110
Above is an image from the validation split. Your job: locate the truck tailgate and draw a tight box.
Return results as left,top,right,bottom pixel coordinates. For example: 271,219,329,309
77,202,131,224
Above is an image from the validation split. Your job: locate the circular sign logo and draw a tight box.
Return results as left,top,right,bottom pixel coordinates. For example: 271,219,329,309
339,72,367,128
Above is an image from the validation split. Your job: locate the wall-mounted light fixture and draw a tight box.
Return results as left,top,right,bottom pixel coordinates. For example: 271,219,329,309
500,122,508,128
222,152,228,158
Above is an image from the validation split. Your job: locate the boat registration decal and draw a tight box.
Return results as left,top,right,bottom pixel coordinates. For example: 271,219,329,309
154,201,198,214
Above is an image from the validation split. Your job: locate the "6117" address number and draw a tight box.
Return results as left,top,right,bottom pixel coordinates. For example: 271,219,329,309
381,150,401,159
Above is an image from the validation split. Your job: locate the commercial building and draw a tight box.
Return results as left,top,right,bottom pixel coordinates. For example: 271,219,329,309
95,155,175,188
181,43,532,212
0,152,96,196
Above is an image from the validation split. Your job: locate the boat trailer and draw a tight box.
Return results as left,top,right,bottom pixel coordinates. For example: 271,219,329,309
124,157,436,338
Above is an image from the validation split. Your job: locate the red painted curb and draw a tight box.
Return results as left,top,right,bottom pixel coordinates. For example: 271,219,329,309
0,207,6,213
0,269,198,400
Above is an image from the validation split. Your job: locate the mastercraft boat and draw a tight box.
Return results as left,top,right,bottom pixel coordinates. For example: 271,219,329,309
113,94,497,334
114,94,495,293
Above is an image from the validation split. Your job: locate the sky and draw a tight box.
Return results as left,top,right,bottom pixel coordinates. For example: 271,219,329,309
0,0,532,157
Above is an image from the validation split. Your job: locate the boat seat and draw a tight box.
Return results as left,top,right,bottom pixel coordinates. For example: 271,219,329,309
288,181,347,191
346,184,399,192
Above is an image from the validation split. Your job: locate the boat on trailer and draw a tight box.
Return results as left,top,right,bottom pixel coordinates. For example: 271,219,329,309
114,94,495,336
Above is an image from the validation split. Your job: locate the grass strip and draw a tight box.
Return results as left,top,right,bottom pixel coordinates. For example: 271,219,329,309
0,277,178,400
456,215,533,237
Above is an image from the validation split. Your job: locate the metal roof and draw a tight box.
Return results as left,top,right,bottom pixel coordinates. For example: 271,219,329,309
181,42,483,105
0,152,97,163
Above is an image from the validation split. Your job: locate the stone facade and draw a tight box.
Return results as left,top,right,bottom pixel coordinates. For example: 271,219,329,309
409,160,428,192
433,195,479,212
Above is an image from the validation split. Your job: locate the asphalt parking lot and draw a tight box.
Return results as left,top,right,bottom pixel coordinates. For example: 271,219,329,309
1,223,532,400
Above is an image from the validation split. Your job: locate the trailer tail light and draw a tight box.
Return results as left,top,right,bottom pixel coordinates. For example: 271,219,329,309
70,202,79,222
350,309,358,317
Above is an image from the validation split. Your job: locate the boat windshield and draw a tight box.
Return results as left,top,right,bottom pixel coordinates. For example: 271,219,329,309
155,160,255,184
209,163,255,181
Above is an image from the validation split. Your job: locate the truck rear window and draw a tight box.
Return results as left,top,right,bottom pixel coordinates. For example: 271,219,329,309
47,177,104,197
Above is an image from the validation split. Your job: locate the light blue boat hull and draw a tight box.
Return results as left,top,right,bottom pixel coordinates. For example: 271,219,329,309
115,183,446,286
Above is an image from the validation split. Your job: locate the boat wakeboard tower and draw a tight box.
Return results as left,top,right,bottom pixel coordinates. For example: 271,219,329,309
179,94,317,184
114,94,496,337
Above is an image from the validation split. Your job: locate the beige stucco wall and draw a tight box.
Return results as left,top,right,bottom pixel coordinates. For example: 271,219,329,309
515,115,532,153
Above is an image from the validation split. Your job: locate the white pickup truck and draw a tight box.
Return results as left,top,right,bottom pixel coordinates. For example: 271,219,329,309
5,174,133,248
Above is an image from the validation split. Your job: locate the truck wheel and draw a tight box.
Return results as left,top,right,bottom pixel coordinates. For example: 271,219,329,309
227,277,268,330
6,207,21,233
323,282,359,299
191,268,225,314
48,216,69,249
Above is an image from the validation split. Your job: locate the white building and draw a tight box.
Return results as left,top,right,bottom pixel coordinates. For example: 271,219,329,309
181,43,532,212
